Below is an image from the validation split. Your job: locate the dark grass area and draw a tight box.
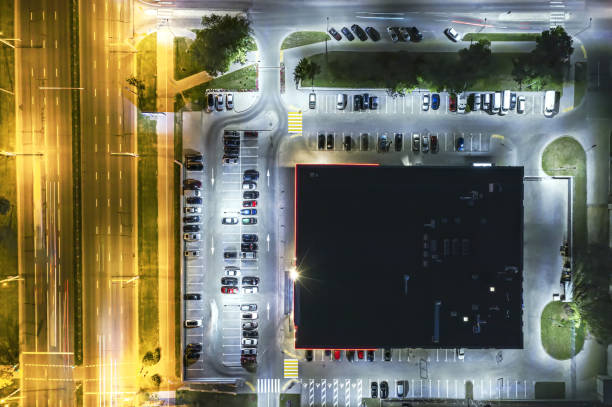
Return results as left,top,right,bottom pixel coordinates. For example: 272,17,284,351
535,381,566,399
173,101,183,378
540,301,585,360
279,393,300,407
137,34,157,112
137,113,160,360
183,64,257,109
574,62,587,107
541,137,587,249
307,51,562,92
281,31,330,50
462,33,540,42
176,391,257,407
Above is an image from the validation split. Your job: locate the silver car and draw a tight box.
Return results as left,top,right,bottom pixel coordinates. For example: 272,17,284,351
422,134,430,153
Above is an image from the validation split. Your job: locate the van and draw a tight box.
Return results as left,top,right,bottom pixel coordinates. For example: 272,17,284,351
482,93,491,111
492,92,501,114
544,90,556,117
457,93,467,113
501,90,510,115
336,93,347,110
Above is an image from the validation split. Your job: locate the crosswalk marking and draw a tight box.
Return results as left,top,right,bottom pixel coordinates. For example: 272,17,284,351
283,359,299,378
321,379,327,407
288,111,302,133
257,378,280,393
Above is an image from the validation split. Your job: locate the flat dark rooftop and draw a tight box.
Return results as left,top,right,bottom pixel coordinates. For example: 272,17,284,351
294,164,524,349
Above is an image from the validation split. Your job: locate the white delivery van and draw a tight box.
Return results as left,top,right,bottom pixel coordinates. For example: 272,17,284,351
544,91,556,117
492,92,501,114
501,90,510,115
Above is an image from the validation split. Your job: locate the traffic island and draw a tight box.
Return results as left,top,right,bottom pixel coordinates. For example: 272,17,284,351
281,31,330,50
540,301,585,360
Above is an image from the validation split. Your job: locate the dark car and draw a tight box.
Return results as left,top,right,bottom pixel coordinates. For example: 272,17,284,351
380,381,389,399
242,276,260,285
184,179,202,189
224,130,239,137
224,138,240,146
242,234,258,243
367,350,374,361
186,343,203,352
183,216,200,223
224,251,238,259
361,133,369,151
221,277,238,286
186,153,203,162
370,96,379,110
394,133,403,152
183,224,200,233
242,330,258,338
346,350,355,362
341,27,354,41
243,169,259,181
318,134,325,150
325,349,332,359
371,382,378,398
241,243,258,252
353,94,362,111
185,351,201,360
449,93,457,112
408,26,423,42
224,146,240,155
362,93,369,109
326,134,334,150
223,156,239,164
184,293,201,300
351,24,368,41
241,355,257,365
456,137,465,152
186,162,203,171
243,191,259,199
432,93,440,110
206,93,215,112
379,134,390,152
344,135,351,151
186,197,202,205
244,131,258,138
431,135,439,153
365,26,380,41
242,322,258,330
510,92,517,109
306,350,313,361
328,27,342,41
384,348,392,361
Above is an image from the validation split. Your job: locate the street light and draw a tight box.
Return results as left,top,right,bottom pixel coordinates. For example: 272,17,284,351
586,144,597,152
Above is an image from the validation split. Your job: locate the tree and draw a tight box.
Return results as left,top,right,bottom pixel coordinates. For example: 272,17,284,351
189,14,253,76
511,56,532,90
306,60,321,87
572,245,612,343
293,57,310,88
0,315,19,365
533,26,574,68
459,39,492,73
126,76,145,91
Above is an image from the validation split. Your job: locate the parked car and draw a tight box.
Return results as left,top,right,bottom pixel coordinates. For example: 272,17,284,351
432,93,440,110
412,133,420,152
243,286,259,294
371,382,378,398
184,293,201,300
422,93,430,111
242,338,258,346
222,217,238,225
185,153,203,162
399,27,411,41
362,93,369,109
221,277,238,286
243,191,259,199
183,225,200,234
380,381,389,399
333,350,341,360
370,96,379,109
241,312,258,320
351,24,368,41
242,234,258,243
384,348,392,361
482,93,491,111
449,93,457,112
244,131,258,138
215,94,224,111
367,350,374,361
431,134,439,153
422,134,430,153
328,27,341,41
327,134,334,150
517,96,526,114
378,134,390,152
344,135,351,151
184,206,201,214
341,27,354,41
242,217,257,225
225,93,233,110
408,26,423,42
397,381,407,398
184,179,202,189
184,319,202,328
186,343,203,352
241,250,257,260
473,93,481,111
361,133,369,151
357,350,364,360
186,162,203,171
223,156,238,164
186,197,202,205
318,134,325,150
242,321,258,330
223,251,237,259
221,286,239,294
387,26,399,42
241,243,258,252
309,93,316,109
243,200,257,207
346,350,355,362
242,348,257,355
240,304,257,311
242,181,257,190
457,348,465,360
510,92,517,110
183,233,201,242
242,330,258,338
365,26,380,41
224,138,240,147
306,349,313,361
456,137,465,152
394,133,403,152
336,93,347,110
457,93,467,113
225,268,241,276
206,93,215,112
444,27,461,41
183,216,200,223
353,94,362,110
243,169,259,181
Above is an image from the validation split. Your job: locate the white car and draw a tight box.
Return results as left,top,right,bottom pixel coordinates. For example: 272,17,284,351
241,252,257,260
184,319,202,328
240,304,257,311
223,156,238,165
387,26,399,42
184,250,201,259
215,94,224,111
242,338,258,346
456,348,465,360
242,348,257,355
243,286,259,294
184,189,202,197
225,268,241,276
226,93,233,110
242,181,257,190
336,93,347,110
184,206,202,214
517,96,526,114
242,312,259,320
473,93,481,111
183,233,201,242
421,134,429,153
422,93,430,111
457,93,467,113
444,27,461,42
222,217,238,225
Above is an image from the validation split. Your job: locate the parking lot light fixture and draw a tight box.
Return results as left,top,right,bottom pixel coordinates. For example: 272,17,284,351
463,316,469,322
490,286,496,292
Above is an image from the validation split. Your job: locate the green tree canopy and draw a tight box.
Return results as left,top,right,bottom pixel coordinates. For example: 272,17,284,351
189,14,253,77
533,26,574,68
293,57,310,87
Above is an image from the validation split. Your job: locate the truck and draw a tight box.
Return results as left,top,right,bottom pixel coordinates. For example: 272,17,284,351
544,91,557,117
501,90,511,115
492,92,501,114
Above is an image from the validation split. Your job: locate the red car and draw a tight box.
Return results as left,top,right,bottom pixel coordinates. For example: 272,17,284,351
243,200,257,207
221,286,238,294
357,350,364,360
430,135,438,153
333,350,341,360
449,93,457,112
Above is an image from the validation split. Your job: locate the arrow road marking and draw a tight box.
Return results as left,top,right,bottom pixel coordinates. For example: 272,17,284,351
211,236,214,255
266,233,270,252
211,168,215,186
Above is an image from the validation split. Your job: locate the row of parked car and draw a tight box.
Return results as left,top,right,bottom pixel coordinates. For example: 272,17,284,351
206,93,234,113
423,91,526,114
182,160,205,259
240,303,259,365
223,130,258,164
328,24,423,43
317,133,443,153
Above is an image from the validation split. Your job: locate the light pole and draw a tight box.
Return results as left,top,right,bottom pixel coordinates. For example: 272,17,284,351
586,144,597,152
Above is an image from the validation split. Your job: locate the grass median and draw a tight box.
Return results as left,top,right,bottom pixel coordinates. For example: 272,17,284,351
281,31,330,50
462,32,540,42
183,64,257,109
540,301,585,360
137,33,157,112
